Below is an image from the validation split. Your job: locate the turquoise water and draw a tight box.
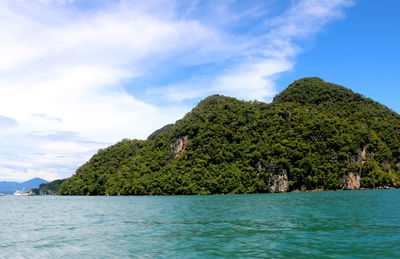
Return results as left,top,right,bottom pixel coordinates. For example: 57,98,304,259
0,190,399,258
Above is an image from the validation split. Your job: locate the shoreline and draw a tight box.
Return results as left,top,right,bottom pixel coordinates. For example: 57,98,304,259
54,187,400,196
4,186,397,196
289,186,398,193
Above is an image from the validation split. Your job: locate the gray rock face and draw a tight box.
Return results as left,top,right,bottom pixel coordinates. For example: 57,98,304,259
256,161,262,171
267,163,289,193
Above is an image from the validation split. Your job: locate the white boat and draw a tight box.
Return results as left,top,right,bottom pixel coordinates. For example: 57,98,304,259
14,189,34,196
0,193,5,196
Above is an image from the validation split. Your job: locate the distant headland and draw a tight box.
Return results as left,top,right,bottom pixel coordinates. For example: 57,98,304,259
0,178,48,194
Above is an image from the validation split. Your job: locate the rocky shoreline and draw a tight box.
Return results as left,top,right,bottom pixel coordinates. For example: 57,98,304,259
290,186,398,193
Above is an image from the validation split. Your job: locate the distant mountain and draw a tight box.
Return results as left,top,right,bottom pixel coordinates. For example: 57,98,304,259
0,178,49,194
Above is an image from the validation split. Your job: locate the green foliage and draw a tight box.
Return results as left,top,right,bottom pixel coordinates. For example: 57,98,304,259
60,78,400,195
30,188,40,195
39,179,67,195
147,124,173,140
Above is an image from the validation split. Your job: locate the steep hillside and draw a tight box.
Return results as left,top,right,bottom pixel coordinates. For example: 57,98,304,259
59,78,400,195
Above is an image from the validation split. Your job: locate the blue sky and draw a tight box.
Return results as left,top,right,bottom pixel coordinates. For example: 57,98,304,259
276,0,400,113
0,0,398,181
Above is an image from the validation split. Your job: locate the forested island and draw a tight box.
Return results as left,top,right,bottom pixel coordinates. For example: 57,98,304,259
41,78,400,195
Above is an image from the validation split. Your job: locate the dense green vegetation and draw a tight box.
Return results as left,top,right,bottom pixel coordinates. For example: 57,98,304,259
59,78,400,195
147,124,173,140
38,179,67,195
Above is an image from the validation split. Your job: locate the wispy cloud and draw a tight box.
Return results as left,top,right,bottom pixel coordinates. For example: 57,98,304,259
0,0,354,181
32,113,63,122
153,0,355,102
0,115,18,129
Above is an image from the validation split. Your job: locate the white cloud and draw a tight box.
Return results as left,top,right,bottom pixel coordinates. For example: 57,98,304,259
214,59,293,101
213,0,355,100
151,0,354,102
267,0,354,41
0,0,228,137
0,0,354,181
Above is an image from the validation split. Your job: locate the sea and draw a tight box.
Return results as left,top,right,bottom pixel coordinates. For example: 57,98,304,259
0,189,399,258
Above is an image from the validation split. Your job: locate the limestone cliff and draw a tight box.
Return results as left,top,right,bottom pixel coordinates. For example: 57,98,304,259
171,136,188,156
341,172,361,190
267,163,289,193
341,146,366,190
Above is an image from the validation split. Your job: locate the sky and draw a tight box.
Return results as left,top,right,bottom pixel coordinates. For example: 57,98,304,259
0,0,399,182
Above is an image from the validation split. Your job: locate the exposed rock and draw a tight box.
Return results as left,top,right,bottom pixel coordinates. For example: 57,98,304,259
361,123,367,130
256,161,262,177
341,172,361,190
267,163,289,193
353,146,367,176
171,136,188,156
361,146,367,164
383,159,390,167
354,146,367,165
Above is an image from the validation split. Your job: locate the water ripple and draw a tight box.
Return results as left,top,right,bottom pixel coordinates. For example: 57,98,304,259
0,190,399,258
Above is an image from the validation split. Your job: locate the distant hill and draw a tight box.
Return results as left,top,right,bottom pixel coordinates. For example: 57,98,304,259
59,77,400,195
38,179,67,195
0,178,49,194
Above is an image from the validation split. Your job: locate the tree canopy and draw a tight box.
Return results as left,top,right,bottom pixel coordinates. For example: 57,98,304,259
59,78,400,195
